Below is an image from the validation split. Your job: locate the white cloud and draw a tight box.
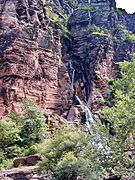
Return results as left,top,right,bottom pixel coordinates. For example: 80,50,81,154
116,0,135,14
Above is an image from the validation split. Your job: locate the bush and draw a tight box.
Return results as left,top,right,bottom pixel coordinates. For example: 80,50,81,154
114,25,135,43
20,99,48,146
0,119,22,149
25,144,38,156
0,119,22,170
89,25,109,36
125,33,135,43
101,54,135,178
52,152,90,180
0,159,13,172
0,99,48,171
38,124,109,180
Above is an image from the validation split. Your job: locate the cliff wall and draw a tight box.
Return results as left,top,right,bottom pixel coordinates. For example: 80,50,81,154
64,0,135,114
0,0,135,119
0,0,71,119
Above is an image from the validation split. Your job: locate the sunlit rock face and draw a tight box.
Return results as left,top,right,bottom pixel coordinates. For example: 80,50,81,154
0,0,71,119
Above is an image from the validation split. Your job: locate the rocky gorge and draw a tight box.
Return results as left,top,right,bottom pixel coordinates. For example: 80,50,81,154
0,0,135,179
0,0,135,120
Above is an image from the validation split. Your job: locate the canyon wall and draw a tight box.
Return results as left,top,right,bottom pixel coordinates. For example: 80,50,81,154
0,0,71,119
64,0,135,114
0,0,135,120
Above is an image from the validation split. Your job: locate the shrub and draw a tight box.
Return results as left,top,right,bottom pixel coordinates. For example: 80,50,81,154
0,99,48,171
25,144,38,156
89,25,109,36
101,54,135,178
114,25,135,43
117,8,123,15
0,119,22,170
20,99,48,146
125,33,135,43
38,124,109,180
0,119,22,149
0,159,13,172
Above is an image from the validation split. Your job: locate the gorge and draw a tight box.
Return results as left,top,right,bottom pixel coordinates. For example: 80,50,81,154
0,0,135,179
0,0,135,120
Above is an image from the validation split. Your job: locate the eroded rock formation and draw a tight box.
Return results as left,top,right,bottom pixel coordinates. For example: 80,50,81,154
0,0,135,179
64,0,135,115
0,0,135,120
0,0,71,119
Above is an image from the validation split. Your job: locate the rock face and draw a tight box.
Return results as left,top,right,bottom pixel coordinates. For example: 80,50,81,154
0,0,135,179
0,0,71,119
0,0,135,120
64,0,135,115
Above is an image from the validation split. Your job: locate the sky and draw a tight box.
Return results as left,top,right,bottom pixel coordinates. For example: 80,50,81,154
116,0,135,14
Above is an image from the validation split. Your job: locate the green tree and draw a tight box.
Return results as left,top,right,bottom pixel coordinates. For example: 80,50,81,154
38,125,89,179
0,118,22,171
0,119,21,149
20,99,48,146
102,54,135,178
0,99,48,171
38,124,109,180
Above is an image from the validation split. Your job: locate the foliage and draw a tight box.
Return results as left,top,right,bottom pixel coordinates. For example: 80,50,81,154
0,159,13,172
61,15,71,41
125,33,135,43
76,5,92,11
20,99,47,146
115,25,135,43
42,0,71,40
45,7,63,25
117,8,123,15
38,55,135,179
25,144,38,156
117,24,126,29
0,119,21,149
0,118,22,171
113,36,119,42
52,152,90,180
0,99,47,171
101,54,135,178
89,25,109,36
8,112,21,125
38,124,110,180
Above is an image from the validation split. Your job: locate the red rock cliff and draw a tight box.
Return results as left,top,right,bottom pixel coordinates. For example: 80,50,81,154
0,0,71,119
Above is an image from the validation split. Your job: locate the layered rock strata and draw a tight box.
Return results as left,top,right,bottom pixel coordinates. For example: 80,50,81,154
0,0,71,119
0,0,135,119
64,0,135,115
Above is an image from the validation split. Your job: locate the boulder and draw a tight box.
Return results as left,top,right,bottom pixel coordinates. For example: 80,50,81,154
13,155,43,167
13,157,27,167
26,155,43,166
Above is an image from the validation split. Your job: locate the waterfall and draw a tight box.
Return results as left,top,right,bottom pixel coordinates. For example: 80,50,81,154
75,95,108,153
84,105,110,153
75,95,83,105
69,60,110,154
69,61,76,91
88,0,91,23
